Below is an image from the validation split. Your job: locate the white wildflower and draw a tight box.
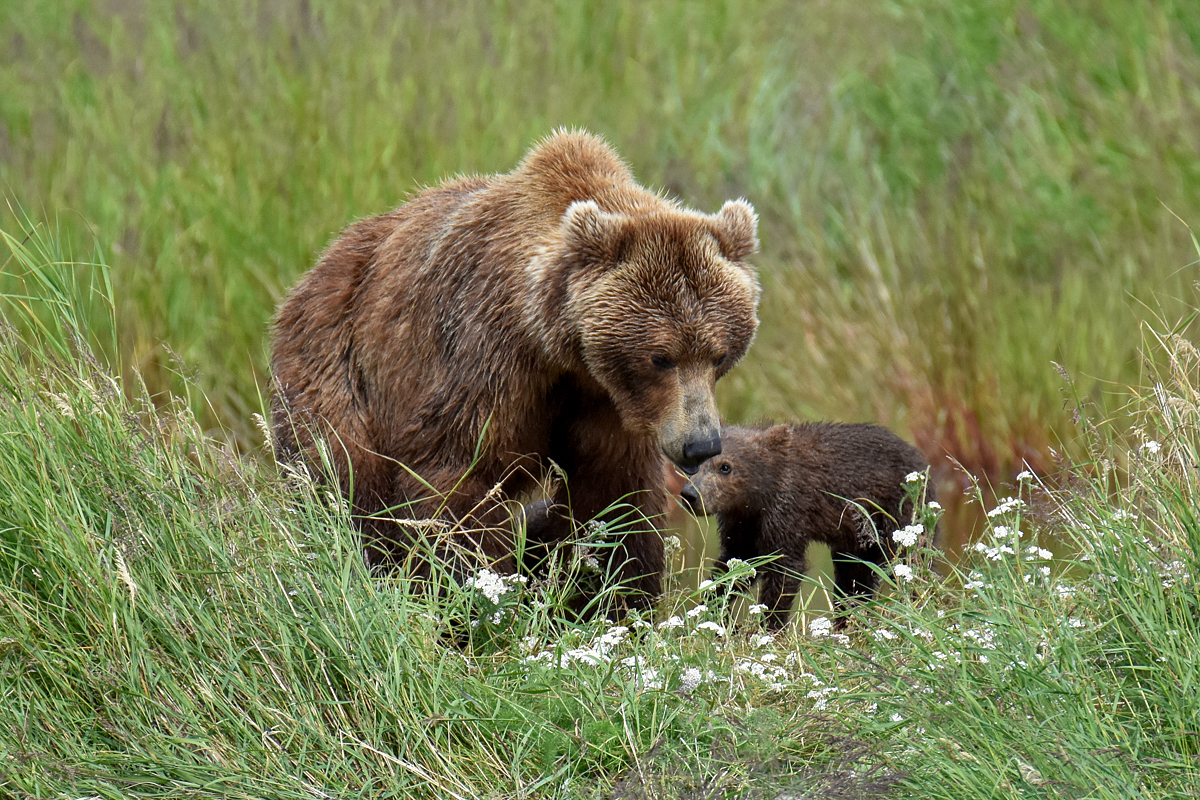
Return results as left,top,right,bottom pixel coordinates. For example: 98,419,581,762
988,496,1025,518
1016,470,1034,482
905,471,924,483
927,500,942,510
890,713,904,723
697,579,715,592
893,564,914,583
893,524,922,547
697,620,727,637
596,626,628,653
726,558,756,579
1142,440,1162,455
663,535,682,559
657,615,684,631
469,569,526,604
679,667,703,694
686,604,709,618
747,603,767,615
750,633,775,648
808,617,833,638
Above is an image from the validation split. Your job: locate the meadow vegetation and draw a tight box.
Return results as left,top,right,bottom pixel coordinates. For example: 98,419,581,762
2,0,1200,796
3,219,1199,798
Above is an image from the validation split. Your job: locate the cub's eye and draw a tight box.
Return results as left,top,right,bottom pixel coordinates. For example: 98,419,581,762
651,354,675,370
714,353,728,368
718,462,732,474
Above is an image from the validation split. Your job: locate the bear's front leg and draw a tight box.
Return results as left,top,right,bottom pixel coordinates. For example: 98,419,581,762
758,559,804,630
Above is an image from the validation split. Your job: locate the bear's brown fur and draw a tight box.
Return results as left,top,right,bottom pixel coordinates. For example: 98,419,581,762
271,130,761,605
681,423,933,628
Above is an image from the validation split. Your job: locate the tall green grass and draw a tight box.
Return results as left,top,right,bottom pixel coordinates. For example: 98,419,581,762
3,2,1198,537
4,215,1200,798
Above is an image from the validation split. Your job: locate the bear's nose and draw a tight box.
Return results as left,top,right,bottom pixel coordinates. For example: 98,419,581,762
677,434,722,473
679,482,702,513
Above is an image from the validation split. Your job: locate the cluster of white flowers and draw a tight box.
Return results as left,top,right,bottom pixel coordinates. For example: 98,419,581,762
1016,470,1035,482
663,535,682,560
808,616,833,637
697,620,727,637
972,541,1014,561
805,683,846,710
750,633,775,648
905,471,925,484
657,615,685,631
469,569,528,604
524,624,630,669
725,557,756,579
892,524,923,548
678,666,709,694
734,657,789,691
988,496,1026,519
1141,440,1162,455
747,603,768,616
961,625,997,651
893,564,914,583
806,616,851,645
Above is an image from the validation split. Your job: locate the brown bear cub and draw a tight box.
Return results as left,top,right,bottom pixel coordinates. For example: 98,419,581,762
680,423,933,629
271,130,761,606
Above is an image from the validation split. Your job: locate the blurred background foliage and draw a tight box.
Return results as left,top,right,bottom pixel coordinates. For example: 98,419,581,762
2,0,1198,550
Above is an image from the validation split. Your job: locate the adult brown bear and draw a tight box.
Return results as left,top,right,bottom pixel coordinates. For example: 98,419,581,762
271,130,760,605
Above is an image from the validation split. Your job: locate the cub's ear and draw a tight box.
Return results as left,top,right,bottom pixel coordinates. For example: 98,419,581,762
560,200,633,265
710,199,759,262
760,424,790,449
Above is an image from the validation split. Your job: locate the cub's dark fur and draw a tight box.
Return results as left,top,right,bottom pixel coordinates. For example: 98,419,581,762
681,422,934,629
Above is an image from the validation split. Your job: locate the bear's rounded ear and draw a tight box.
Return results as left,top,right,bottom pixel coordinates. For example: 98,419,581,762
710,199,759,262
561,200,633,265
760,424,790,449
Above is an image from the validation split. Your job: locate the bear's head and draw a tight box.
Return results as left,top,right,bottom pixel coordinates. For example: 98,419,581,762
548,198,761,474
680,425,783,517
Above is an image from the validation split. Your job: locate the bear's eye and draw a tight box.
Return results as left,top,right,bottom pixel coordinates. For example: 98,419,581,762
713,353,728,368
651,354,675,370
718,462,732,474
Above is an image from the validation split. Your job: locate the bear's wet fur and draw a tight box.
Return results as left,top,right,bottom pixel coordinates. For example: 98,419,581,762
681,422,934,628
271,130,761,607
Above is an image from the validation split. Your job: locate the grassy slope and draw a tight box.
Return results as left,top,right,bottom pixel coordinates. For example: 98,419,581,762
3,225,1200,798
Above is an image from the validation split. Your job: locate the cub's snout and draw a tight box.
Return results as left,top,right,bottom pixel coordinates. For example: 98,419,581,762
679,481,703,513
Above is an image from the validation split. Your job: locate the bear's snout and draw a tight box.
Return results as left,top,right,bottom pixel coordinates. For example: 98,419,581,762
677,433,722,474
680,481,703,513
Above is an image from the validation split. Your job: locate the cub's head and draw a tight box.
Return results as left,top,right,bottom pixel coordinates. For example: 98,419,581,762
546,198,761,474
680,425,780,517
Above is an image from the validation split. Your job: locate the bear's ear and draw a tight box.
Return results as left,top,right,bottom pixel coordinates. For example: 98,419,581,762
710,199,759,262
760,424,790,449
560,200,633,266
